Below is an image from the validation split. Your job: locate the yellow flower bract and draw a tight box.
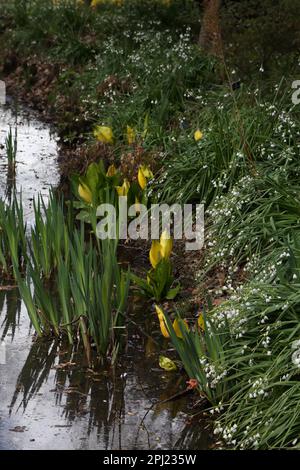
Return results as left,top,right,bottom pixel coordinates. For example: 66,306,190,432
155,305,189,340
149,230,173,268
116,179,130,196
78,183,92,204
194,129,203,142
137,165,153,190
106,164,117,177
126,125,136,145
94,125,114,144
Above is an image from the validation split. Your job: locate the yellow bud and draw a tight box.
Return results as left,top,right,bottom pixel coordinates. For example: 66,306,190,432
138,167,147,190
149,240,162,268
198,313,205,331
173,318,189,339
194,129,203,142
159,320,170,339
78,183,92,204
126,125,136,145
93,125,114,144
138,165,153,190
155,304,164,321
106,164,116,177
160,230,173,259
155,305,170,339
116,178,130,196
141,165,153,179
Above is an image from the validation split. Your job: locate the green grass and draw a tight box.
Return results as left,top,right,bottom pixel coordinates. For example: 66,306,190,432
5,126,17,172
0,197,27,277
1,0,214,142
167,237,300,448
0,188,129,362
16,220,130,362
29,192,73,278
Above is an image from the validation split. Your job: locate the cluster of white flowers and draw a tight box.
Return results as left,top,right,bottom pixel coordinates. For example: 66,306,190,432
240,431,261,449
199,357,227,389
214,422,238,446
209,401,224,415
248,377,269,399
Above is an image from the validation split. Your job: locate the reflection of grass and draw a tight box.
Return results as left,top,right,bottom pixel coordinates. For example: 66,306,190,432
7,335,124,437
9,338,59,413
0,288,21,342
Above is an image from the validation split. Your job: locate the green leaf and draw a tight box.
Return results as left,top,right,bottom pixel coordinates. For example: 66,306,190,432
166,283,181,300
76,210,91,222
159,355,177,371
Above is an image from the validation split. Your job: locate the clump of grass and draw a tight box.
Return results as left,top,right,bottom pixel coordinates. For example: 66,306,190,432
0,185,129,362
156,84,300,206
209,242,300,449
164,306,227,406
203,174,300,282
16,223,130,363
29,192,73,279
0,197,27,277
168,238,300,448
5,126,17,175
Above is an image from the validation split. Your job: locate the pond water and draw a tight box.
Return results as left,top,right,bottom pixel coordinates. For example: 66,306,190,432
0,102,212,450
0,99,60,225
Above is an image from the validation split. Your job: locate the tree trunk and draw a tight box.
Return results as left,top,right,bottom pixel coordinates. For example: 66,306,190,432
199,0,223,58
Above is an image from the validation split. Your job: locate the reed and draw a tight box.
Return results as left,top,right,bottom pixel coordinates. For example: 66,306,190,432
29,191,73,278
15,220,130,362
5,126,17,175
0,197,27,277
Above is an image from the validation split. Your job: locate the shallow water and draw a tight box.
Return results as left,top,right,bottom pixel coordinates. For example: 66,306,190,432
0,102,211,450
0,290,211,450
0,100,60,225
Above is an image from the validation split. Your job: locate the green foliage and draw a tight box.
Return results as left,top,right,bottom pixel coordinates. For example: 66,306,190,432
16,224,130,361
5,126,17,170
168,239,300,448
72,160,121,220
222,0,300,80
2,0,300,449
0,187,129,361
2,0,214,141
29,192,73,278
0,197,27,277
131,258,180,301
165,308,227,405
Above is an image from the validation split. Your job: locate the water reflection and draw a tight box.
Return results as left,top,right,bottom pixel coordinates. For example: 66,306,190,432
0,288,212,450
0,101,59,225
0,287,21,342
